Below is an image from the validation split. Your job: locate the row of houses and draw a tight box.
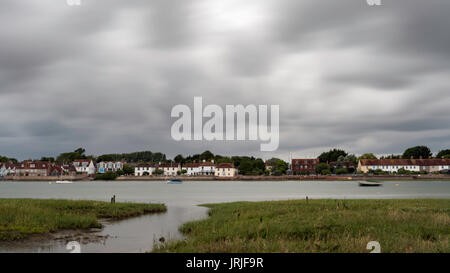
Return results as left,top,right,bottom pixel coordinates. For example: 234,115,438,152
0,159,102,177
0,159,238,178
0,161,74,177
357,159,450,173
135,162,237,177
291,158,450,174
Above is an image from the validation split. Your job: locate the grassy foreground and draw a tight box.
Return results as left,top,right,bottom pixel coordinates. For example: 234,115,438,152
0,199,166,241
155,199,449,253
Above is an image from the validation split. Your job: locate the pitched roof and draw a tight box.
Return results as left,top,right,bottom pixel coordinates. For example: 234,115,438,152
74,159,92,163
16,161,50,170
136,163,156,168
158,163,179,168
360,159,450,166
216,163,234,168
182,163,200,168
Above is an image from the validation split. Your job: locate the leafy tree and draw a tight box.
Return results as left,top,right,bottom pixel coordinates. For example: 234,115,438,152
181,169,187,174
315,163,330,174
335,168,349,175
56,148,87,163
266,158,282,166
318,149,348,163
40,157,55,163
436,149,450,159
154,169,164,175
174,154,185,164
380,154,402,159
273,160,288,175
359,153,377,159
122,165,134,175
74,148,86,155
402,146,432,159
238,161,254,175
0,156,18,163
95,151,167,163
200,150,214,161
214,156,232,164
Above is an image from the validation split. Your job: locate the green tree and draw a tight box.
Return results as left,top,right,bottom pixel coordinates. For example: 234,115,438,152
174,154,185,164
238,161,253,175
56,148,87,163
122,165,134,175
74,148,86,155
273,160,288,176
344,154,358,164
0,156,18,163
40,157,55,163
318,149,348,163
359,153,377,159
436,149,450,159
402,146,432,159
315,163,330,174
335,168,349,175
200,150,214,161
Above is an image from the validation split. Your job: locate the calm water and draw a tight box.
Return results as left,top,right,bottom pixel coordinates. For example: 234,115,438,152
0,180,449,253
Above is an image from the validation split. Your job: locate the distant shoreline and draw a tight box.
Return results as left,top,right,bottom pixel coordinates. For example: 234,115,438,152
2,175,450,182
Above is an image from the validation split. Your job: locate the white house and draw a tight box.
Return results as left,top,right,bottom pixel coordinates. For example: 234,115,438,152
73,159,96,175
199,161,215,176
135,164,156,176
97,161,123,173
159,163,181,176
357,159,450,173
0,163,15,177
182,163,201,176
214,163,237,177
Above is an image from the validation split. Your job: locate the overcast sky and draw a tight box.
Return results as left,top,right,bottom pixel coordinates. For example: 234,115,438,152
1,0,449,161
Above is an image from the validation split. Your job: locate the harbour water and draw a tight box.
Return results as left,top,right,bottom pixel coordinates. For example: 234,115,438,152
0,180,449,252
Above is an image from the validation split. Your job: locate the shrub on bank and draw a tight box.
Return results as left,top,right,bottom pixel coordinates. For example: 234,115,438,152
95,171,118,180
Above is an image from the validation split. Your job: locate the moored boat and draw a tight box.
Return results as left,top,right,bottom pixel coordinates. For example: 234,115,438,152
167,179,183,184
359,180,382,186
55,180,73,184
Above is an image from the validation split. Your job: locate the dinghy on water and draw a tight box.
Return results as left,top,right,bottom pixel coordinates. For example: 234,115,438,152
359,180,382,186
167,179,183,184
55,180,73,184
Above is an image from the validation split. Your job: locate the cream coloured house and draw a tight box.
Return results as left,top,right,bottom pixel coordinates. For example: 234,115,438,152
214,163,237,177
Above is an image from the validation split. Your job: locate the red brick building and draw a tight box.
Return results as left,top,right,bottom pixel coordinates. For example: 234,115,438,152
292,159,320,174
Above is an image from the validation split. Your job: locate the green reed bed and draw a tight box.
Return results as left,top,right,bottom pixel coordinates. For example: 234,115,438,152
155,199,449,253
0,198,166,241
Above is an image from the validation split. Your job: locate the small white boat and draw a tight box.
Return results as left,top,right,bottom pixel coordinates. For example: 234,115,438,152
359,180,382,186
55,180,73,184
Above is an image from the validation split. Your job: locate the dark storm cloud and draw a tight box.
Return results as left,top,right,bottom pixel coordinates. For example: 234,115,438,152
0,0,449,160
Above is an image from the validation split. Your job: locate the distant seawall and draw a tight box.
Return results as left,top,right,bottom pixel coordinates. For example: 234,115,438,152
2,175,89,181
2,175,449,182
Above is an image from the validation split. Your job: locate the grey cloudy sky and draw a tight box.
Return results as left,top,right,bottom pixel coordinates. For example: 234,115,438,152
1,0,449,161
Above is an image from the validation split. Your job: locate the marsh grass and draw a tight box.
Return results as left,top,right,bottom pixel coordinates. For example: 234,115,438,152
0,198,166,241
155,199,449,253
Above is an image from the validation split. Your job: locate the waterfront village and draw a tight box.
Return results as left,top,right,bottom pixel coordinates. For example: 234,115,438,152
0,146,449,180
